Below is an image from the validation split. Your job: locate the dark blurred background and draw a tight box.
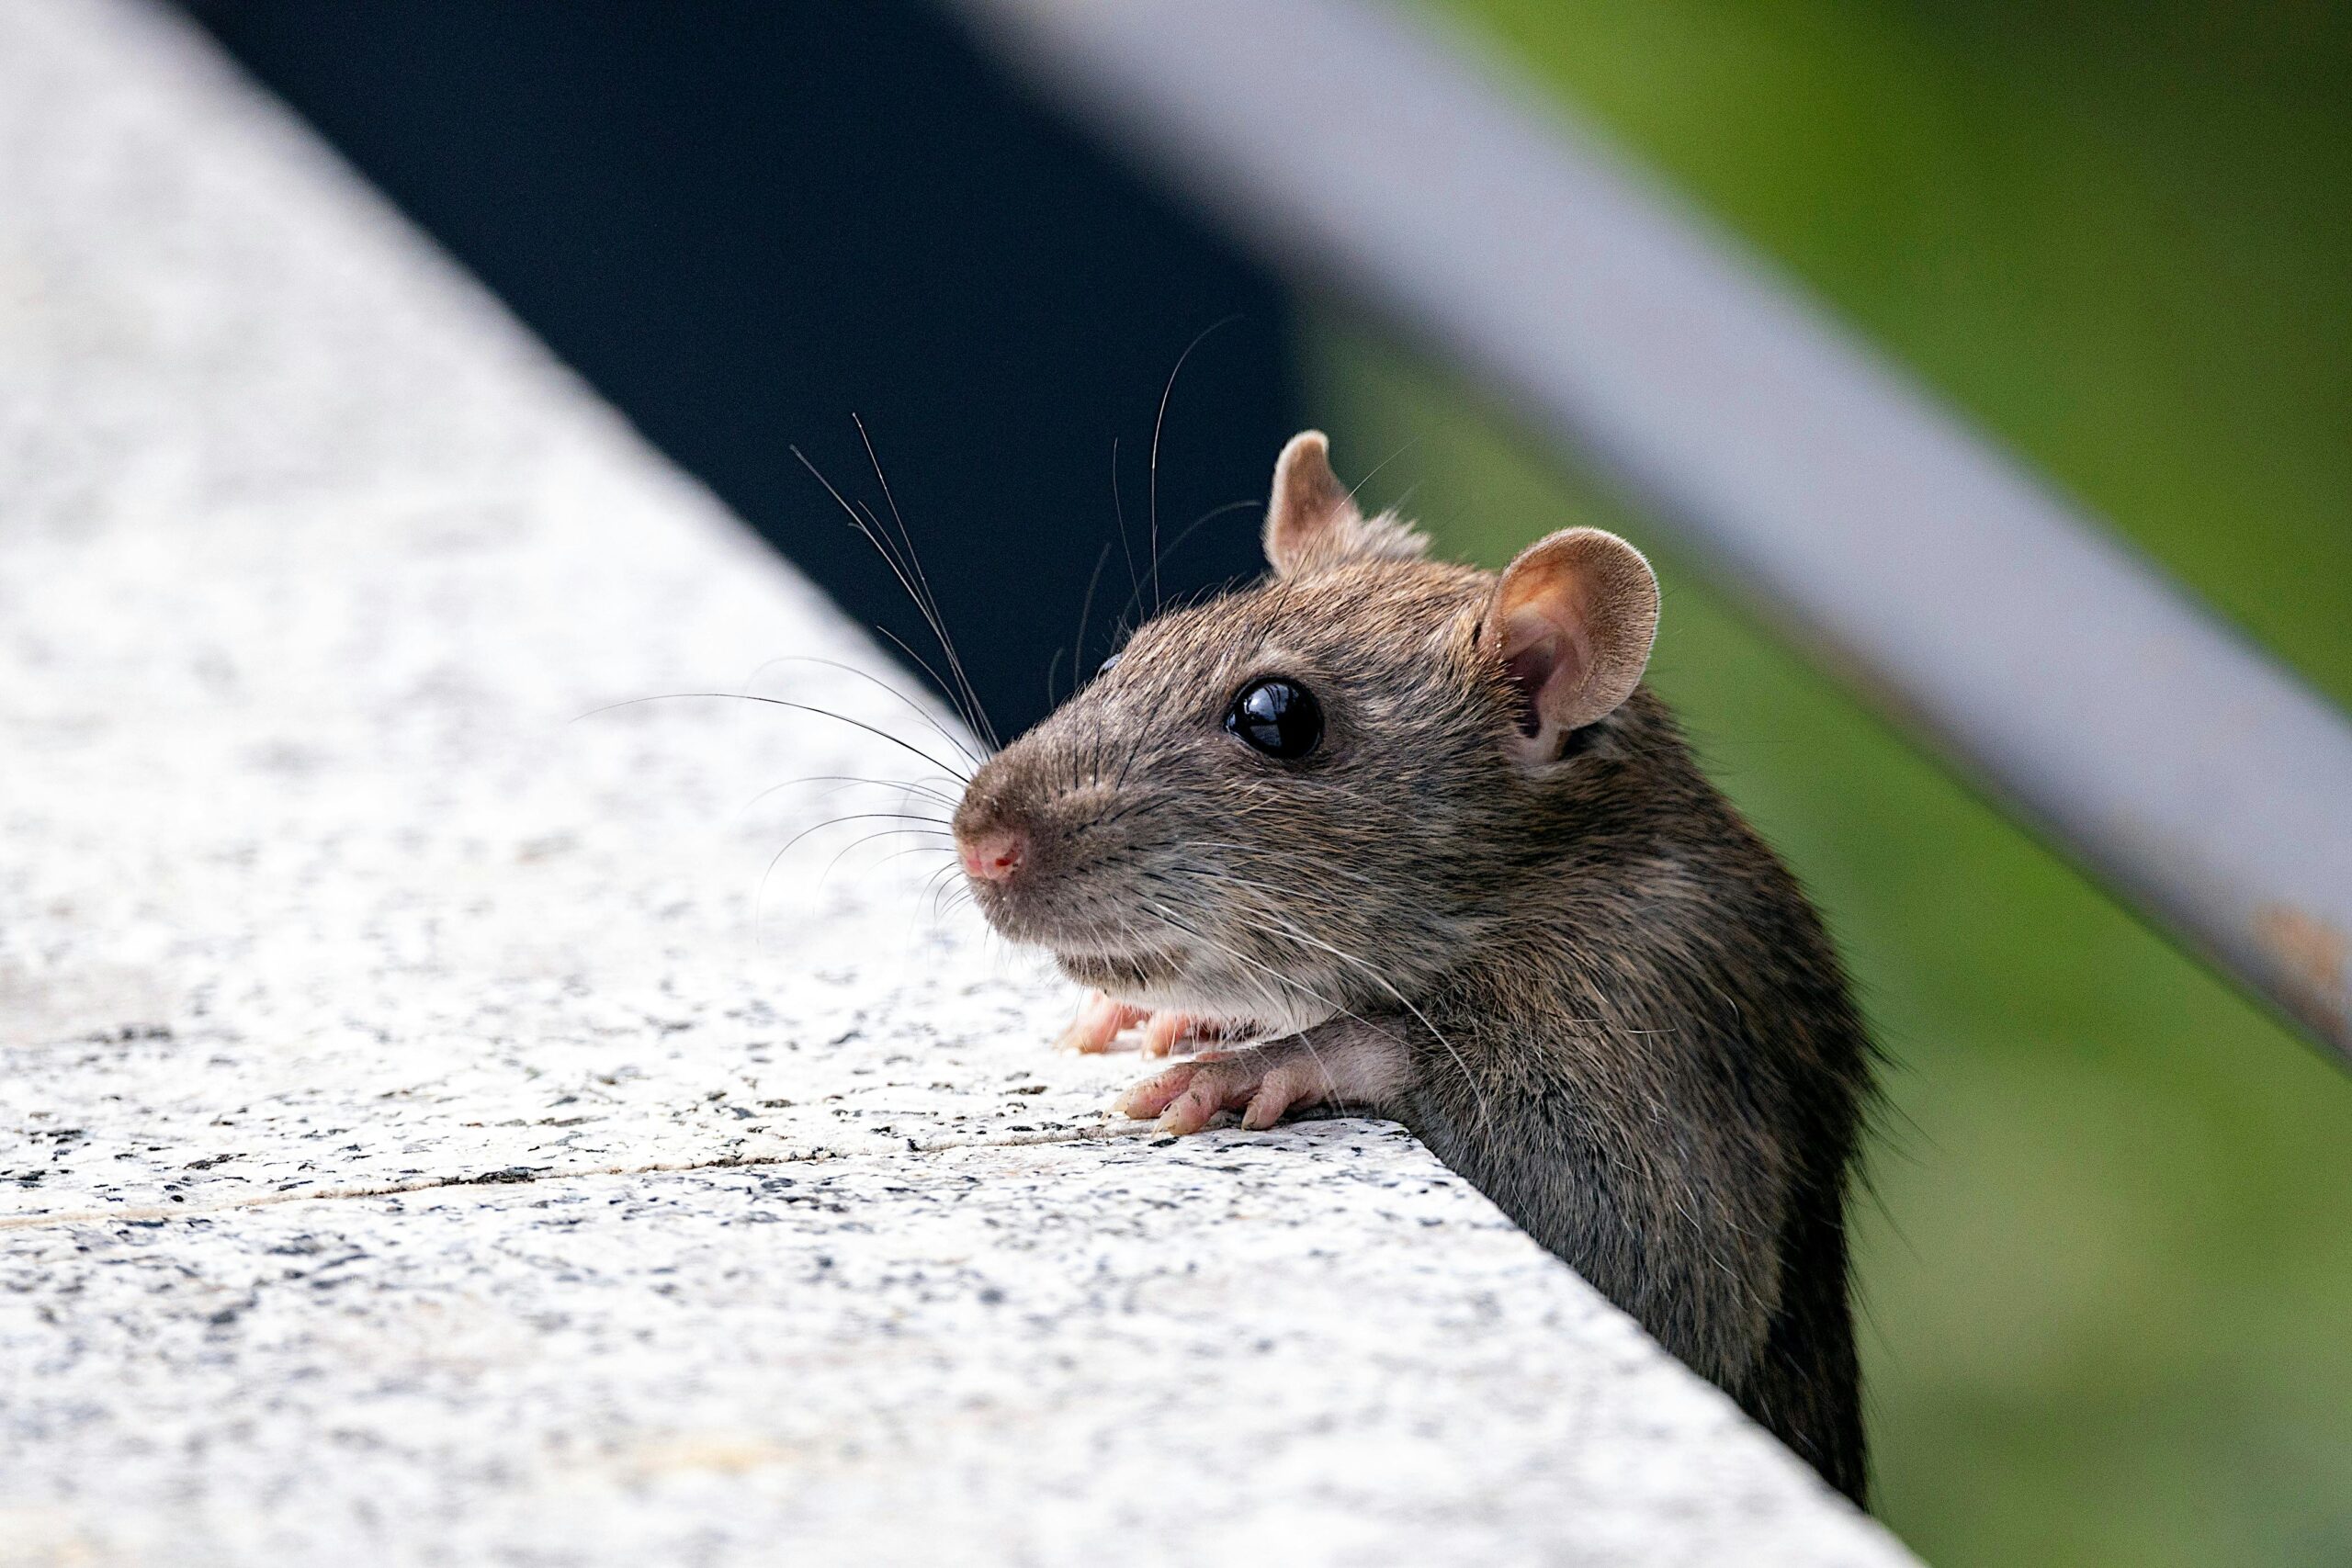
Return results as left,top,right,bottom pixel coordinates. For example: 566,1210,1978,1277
181,0,1296,739
181,3,2351,1565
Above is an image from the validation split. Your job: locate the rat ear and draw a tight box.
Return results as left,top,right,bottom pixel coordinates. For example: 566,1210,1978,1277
1482,528,1658,763
1263,431,1428,576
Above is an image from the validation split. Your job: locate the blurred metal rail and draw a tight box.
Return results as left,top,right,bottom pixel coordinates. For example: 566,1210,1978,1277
947,0,2352,1066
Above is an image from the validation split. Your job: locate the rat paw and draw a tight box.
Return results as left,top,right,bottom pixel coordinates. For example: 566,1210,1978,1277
1054,991,1153,1054
1113,1040,1339,1135
1137,1010,1241,1058
1054,992,1235,1056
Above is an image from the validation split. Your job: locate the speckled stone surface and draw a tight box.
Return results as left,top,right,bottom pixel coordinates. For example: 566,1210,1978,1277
0,3,1915,1563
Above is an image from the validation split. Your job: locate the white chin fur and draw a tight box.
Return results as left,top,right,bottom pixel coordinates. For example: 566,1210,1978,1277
1040,931,1340,1038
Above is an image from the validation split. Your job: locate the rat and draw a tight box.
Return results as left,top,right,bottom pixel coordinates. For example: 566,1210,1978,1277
950,431,1876,1504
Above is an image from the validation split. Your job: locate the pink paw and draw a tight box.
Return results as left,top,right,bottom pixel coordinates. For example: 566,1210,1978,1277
1054,991,1151,1054
1112,1043,1332,1135
1054,991,1233,1057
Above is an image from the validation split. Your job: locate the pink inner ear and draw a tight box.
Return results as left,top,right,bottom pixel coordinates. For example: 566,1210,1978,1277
1502,638,1554,737
1493,530,1657,746
1502,606,1589,739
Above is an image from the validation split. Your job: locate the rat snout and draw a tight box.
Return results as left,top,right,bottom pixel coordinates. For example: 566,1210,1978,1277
952,735,1119,943
955,820,1029,885
952,768,1035,890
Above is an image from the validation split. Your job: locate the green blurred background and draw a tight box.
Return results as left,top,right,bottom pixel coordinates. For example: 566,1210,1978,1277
1309,3,2351,1562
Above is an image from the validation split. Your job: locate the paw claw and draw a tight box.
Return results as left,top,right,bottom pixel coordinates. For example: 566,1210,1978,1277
1123,1025,1396,1144
1155,1077,1224,1136
1114,1062,1197,1122
1117,1045,1321,1136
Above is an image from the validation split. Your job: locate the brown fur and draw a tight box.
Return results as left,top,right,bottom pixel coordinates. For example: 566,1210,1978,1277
954,467,1876,1504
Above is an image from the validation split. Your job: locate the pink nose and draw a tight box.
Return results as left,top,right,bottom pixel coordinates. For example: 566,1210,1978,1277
957,825,1028,885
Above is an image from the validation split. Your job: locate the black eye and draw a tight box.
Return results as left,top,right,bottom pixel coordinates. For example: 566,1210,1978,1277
1224,676,1324,760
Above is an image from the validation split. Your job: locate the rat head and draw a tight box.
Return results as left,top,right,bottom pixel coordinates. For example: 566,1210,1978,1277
952,432,1659,1032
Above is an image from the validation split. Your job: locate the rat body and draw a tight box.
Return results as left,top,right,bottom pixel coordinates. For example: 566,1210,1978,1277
951,433,1874,1503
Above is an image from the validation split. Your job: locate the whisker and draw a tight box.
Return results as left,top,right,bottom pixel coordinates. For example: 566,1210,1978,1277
1109,435,1141,606
791,439,998,752
870,624,994,755
1110,497,1261,636
822,827,955,887
774,810,952,863
1344,436,1419,513
738,773,964,821
740,653,982,771
855,415,1001,750
932,878,978,926
576,693,971,783
1071,537,1114,682
1157,497,1260,575
1136,839,1389,893
902,858,975,949
759,821,955,940
1148,315,1241,614
872,842,961,871
855,492,989,743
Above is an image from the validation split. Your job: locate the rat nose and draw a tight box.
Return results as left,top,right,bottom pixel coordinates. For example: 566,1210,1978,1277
956,823,1028,885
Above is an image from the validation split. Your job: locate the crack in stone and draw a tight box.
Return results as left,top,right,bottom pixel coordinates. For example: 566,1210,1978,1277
0,1119,1164,1233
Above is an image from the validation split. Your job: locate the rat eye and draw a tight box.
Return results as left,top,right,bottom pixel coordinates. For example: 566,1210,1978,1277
1225,676,1323,760
1097,652,1123,677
